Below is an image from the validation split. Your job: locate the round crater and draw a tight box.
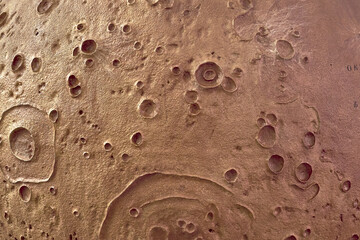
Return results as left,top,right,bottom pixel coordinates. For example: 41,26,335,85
303,132,315,148
31,57,42,72
129,207,139,217
195,62,224,88
138,99,158,118
276,39,295,60
11,54,25,72
184,90,198,103
221,76,237,93
85,58,94,68
19,185,31,202
37,0,53,14
268,154,284,174
107,22,116,32
341,180,351,192
256,125,276,148
266,113,277,125
131,132,143,146
48,109,59,123
295,163,312,182
67,75,79,88
189,103,201,116
149,226,168,240
256,118,266,128
9,127,35,162
81,39,97,55
121,24,131,34
224,168,238,183
284,235,297,240
70,86,82,98
0,12,8,26
104,141,113,151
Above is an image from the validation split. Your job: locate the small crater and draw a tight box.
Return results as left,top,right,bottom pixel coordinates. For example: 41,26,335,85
134,41,142,50
276,40,295,60
112,59,120,67
284,235,297,240
256,125,276,148
302,56,309,64
221,76,237,92
37,0,54,14
257,118,266,128
185,222,196,233
205,211,214,221
127,0,136,4
147,0,159,5
232,67,243,77
121,24,131,34
303,132,315,148
295,163,312,182
70,86,82,98
195,62,224,88
149,226,168,240
177,219,186,228
273,207,281,216
160,0,174,8
72,209,79,217
11,54,25,72
76,23,85,31
31,57,42,72
83,152,90,159
73,47,80,57
184,90,198,103
353,199,359,208
131,132,143,146
129,208,139,217
291,30,300,38
9,127,35,162
279,70,287,80
189,103,201,116
19,185,31,202
341,180,351,192
155,46,164,55
67,75,79,88
4,211,10,221
81,39,97,55
171,66,181,75
138,99,158,118
107,23,116,32
49,186,56,195
351,234,359,240
48,109,58,123
268,155,284,174
85,58,94,68
104,142,113,151
224,168,238,183
121,153,129,161
0,12,8,26
265,113,277,125
303,228,311,237
135,81,144,89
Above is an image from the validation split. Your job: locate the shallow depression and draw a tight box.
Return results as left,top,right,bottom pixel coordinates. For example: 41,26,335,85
9,127,35,162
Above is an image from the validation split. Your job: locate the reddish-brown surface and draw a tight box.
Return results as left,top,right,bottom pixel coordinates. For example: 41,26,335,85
0,0,359,239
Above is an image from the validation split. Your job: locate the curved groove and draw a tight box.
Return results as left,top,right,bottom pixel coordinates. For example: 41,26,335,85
99,172,236,238
0,104,56,183
290,183,320,201
235,203,255,220
301,99,321,133
140,196,202,209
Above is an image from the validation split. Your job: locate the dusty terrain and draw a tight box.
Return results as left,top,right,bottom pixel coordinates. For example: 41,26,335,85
0,0,359,239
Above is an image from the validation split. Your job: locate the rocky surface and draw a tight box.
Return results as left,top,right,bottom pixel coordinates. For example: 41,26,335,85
0,0,359,239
